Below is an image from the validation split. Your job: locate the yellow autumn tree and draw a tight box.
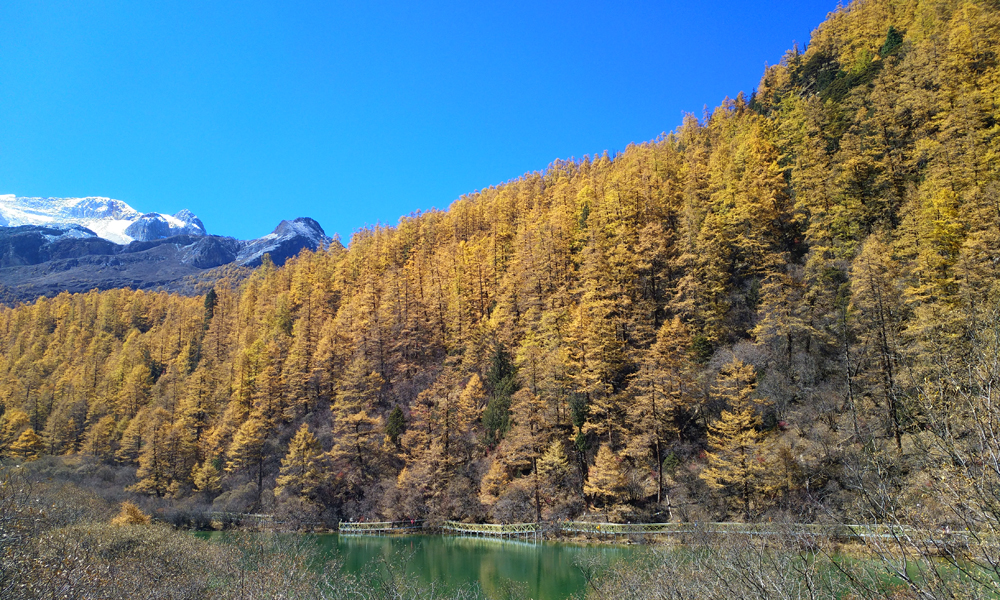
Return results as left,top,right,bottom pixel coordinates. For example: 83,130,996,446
129,408,181,497
9,428,43,460
328,357,385,494
192,458,222,494
478,455,511,506
275,423,323,505
699,358,776,519
110,500,152,526
536,439,573,513
0,408,29,451
626,316,692,504
81,415,117,462
504,388,549,521
584,444,625,512
226,416,268,493
116,407,150,464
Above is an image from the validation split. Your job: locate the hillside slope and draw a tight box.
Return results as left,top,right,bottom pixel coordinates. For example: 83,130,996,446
1,0,998,530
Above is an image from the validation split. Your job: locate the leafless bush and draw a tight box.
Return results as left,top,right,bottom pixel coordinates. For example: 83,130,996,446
579,530,862,600
0,464,496,600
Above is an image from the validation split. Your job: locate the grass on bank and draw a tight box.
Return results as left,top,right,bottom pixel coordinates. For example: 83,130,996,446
5,461,999,599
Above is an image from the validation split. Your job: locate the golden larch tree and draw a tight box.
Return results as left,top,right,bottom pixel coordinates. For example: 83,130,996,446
699,358,776,519
10,428,43,460
275,423,323,505
585,444,625,512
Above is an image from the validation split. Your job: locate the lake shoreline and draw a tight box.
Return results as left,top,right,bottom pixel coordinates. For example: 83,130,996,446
189,517,933,554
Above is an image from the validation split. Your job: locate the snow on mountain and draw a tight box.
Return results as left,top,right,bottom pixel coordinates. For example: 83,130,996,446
237,217,331,267
40,224,100,243
0,195,206,244
0,204,335,303
125,211,207,241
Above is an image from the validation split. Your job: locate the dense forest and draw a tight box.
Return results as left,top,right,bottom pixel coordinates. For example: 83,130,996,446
2,0,999,534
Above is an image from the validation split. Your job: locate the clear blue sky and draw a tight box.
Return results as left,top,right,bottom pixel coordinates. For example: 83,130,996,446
0,1,836,242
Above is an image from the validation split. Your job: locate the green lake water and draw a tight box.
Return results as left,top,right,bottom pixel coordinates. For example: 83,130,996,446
203,532,637,599
198,530,995,599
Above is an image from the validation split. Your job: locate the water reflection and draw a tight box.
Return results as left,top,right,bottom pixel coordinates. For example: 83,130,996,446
319,533,635,600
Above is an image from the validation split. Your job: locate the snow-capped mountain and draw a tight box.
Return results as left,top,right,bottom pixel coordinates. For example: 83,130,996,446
237,218,330,267
0,195,206,244
0,195,337,304
125,209,206,241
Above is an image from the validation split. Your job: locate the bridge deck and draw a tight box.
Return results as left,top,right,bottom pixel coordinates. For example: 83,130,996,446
442,521,539,540
209,514,980,547
557,521,975,544
339,520,424,534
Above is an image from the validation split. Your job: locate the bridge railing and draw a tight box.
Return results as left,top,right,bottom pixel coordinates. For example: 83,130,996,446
559,521,680,535
339,520,424,533
204,512,276,527
556,521,967,542
198,514,981,547
442,521,537,536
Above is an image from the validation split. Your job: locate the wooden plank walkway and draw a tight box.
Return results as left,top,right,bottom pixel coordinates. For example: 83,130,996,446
206,512,276,527
200,513,982,548
338,520,424,534
442,520,539,542
557,521,976,545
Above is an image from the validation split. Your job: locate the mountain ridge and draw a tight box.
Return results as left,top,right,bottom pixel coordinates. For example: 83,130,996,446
0,195,336,303
0,195,203,244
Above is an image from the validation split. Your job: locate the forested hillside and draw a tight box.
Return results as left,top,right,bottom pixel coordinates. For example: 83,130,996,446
2,0,999,528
